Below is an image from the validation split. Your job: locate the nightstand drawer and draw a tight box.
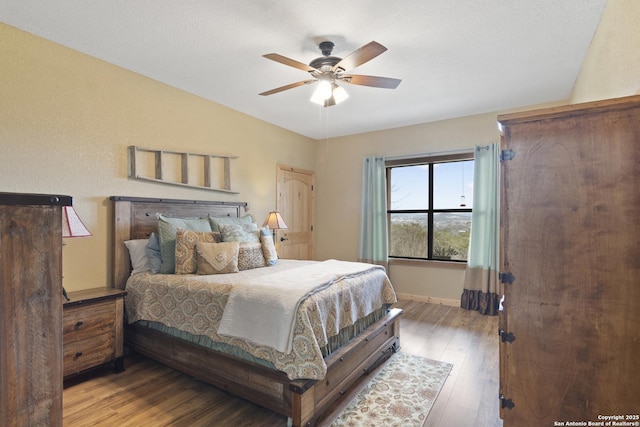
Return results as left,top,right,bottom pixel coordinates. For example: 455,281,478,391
63,287,126,380
63,333,116,376
63,300,114,344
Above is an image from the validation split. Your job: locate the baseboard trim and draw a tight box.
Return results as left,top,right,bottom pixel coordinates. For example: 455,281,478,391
396,293,460,307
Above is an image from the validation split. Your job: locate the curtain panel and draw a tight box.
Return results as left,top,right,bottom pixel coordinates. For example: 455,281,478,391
461,144,501,315
358,156,388,270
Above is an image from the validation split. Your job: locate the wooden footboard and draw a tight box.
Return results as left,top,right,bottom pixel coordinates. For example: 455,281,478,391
126,307,402,427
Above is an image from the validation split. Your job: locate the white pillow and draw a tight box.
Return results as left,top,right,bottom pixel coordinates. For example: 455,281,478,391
124,239,151,275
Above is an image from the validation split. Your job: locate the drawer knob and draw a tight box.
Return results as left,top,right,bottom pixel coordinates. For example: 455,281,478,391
75,321,83,328
75,351,83,358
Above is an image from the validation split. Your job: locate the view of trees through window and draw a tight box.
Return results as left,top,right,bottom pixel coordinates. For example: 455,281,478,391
388,159,473,262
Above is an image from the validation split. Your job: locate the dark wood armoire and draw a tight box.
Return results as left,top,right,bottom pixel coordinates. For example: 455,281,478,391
497,95,640,426
0,192,71,427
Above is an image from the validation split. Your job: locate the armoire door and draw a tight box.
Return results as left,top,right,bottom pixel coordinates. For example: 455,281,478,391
498,96,640,426
0,192,71,427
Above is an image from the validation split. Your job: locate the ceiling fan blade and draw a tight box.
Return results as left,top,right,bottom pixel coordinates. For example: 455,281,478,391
259,80,316,96
341,74,401,89
332,41,387,72
263,53,317,73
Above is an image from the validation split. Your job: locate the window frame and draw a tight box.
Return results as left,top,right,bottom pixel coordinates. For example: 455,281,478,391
386,151,473,263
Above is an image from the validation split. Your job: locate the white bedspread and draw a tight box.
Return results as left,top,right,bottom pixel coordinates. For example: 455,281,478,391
217,259,382,354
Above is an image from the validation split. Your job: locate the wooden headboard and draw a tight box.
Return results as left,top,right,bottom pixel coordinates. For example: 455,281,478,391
110,196,247,290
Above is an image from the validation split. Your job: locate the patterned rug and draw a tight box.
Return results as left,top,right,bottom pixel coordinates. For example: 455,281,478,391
329,352,453,427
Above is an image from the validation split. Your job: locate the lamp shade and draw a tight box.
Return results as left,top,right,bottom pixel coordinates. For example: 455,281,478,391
62,205,92,237
262,211,288,230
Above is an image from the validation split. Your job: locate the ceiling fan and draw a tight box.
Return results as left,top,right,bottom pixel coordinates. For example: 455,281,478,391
259,41,401,107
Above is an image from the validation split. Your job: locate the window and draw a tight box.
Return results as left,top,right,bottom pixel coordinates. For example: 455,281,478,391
387,153,473,262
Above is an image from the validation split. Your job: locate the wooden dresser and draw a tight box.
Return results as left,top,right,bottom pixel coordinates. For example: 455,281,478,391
0,192,71,427
497,95,640,426
63,287,127,378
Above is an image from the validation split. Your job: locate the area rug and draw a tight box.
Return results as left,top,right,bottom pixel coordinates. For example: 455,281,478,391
329,352,453,427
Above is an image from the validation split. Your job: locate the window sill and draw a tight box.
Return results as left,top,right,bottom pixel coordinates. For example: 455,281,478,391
388,258,467,270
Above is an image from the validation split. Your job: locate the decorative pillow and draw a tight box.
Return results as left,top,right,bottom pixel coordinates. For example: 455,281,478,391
175,229,221,274
146,232,162,274
238,242,267,270
195,242,240,275
124,239,151,274
260,228,278,266
156,214,212,274
208,214,254,233
220,223,260,243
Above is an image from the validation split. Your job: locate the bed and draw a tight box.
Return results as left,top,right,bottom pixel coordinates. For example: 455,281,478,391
111,196,402,426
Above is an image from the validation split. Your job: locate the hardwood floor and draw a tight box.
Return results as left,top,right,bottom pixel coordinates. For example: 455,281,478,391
63,300,503,426
398,300,502,427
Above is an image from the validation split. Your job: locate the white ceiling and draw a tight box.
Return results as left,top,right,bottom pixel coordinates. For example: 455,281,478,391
1,0,608,140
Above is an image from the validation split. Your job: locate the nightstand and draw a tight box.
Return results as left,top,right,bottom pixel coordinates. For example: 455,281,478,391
63,287,127,378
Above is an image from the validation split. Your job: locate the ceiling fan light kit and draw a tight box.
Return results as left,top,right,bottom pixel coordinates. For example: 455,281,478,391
330,83,349,103
259,40,401,107
310,79,349,106
310,79,332,104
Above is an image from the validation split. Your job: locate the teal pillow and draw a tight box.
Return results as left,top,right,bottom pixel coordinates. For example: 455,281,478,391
208,214,254,232
146,232,162,274
156,214,212,274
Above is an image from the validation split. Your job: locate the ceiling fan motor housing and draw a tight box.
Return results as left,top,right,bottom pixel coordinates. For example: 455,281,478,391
319,41,334,56
309,56,342,71
309,41,343,72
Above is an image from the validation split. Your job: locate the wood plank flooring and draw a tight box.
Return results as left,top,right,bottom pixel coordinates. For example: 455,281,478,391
63,300,503,426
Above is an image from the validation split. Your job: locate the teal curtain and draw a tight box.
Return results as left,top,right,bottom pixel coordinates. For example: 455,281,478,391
358,156,388,269
461,144,500,315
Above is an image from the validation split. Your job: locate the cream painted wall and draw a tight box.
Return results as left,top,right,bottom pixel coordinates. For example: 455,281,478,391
0,23,316,292
314,113,500,302
314,0,640,303
571,0,640,103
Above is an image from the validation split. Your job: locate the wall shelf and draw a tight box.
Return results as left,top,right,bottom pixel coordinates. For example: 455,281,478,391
129,146,239,194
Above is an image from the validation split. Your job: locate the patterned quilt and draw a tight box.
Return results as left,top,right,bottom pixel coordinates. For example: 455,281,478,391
125,259,397,380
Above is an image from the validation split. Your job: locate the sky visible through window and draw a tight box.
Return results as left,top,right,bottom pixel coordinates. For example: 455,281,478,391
390,161,474,209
